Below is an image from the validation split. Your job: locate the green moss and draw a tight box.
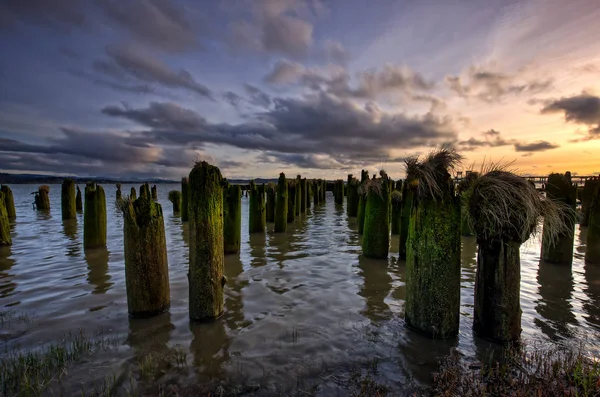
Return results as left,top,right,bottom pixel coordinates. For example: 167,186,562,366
266,183,276,222
130,187,137,200
586,182,600,265
248,181,266,234
76,186,83,212
35,185,51,211
168,190,182,212
139,183,150,199
357,170,369,234
275,173,288,232
347,175,359,217
181,177,189,222
542,172,577,265
362,176,391,259
188,161,225,322
288,181,297,223
61,179,77,220
151,185,158,200
473,239,522,342
84,183,107,249
581,178,599,227
405,192,461,338
224,184,242,254
0,191,11,246
123,196,170,317
1,185,16,220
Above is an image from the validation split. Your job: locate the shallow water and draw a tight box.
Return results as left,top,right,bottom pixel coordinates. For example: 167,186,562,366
1,183,600,393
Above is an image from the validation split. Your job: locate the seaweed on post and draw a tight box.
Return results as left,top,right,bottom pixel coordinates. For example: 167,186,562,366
1,185,16,220
84,183,107,249
275,173,288,232
224,183,242,254
248,181,266,233
61,179,77,220
361,171,391,259
168,190,182,213
139,183,150,200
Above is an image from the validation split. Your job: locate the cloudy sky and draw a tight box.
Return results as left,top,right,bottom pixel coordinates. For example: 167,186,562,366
1,0,599,180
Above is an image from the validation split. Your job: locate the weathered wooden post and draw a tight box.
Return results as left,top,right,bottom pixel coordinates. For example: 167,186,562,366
361,171,391,259
76,186,83,212
1,185,16,220
139,183,150,200
334,180,344,205
266,183,276,222
116,183,122,201
301,178,307,213
391,190,401,235
84,183,107,249
321,180,327,203
0,191,11,246
457,172,479,237
288,180,297,223
404,149,462,339
130,187,137,200
357,171,369,234
347,175,359,217
181,177,189,222
168,190,181,213
586,183,600,265
188,161,225,321
151,185,158,200
123,195,170,317
249,181,266,233
295,175,302,216
35,185,51,211
541,172,577,265
224,183,242,254
399,177,414,260
275,173,288,232
306,180,312,209
313,180,319,206
581,178,599,227
61,179,77,220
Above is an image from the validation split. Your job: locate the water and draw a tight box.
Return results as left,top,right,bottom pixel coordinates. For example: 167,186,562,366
1,184,600,393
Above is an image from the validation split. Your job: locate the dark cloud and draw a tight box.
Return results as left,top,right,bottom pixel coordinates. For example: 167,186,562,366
514,141,560,152
94,44,213,98
258,152,353,170
540,93,600,137
244,84,272,107
0,0,86,32
459,129,559,153
223,91,243,109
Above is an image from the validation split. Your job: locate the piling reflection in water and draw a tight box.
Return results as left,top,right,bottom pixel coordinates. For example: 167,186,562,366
62,219,80,257
536,260,577,340
223,254,250,330
84,247,112,294
0,244,16,298
189,319,230,379
248,233,267,267
357,254,392,322
127,312,175,377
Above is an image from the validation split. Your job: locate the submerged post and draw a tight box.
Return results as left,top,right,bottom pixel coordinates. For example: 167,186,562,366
0,191,11,246
288,180,297,223
275,173,288,232
35,185,51,211
123,195,170,317
151,185,158,200
76,186,83,212
362,172,391,259
1,185,16,220
586,182,600,265
224,183,242,254
248,181,266,233
357,170,369,234
347,175,359,217
404,149,462,339
84,183,107,249
266,183,276,222
188,161,225,321
61,179,77,220
181,177,189,222
168,190,181,213
541,172,577,265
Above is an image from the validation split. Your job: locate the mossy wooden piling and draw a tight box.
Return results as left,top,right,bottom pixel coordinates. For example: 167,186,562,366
307,181,312,209
249,181,266,233
224,183,242,254
586,183,600,265
313,180,319,206
391,190,401,235
275,173,288,232
541,172,577,265
362,173,391,259
0,191,11,246
84,183,107,249
288,180,297,223
266,183,276,222
123,195,170,317
347,175,359,217
1,185,16,220
151,185,157,200
168,190,181,213
139,183,150,200
130,187,137,200
35,185,51,211
61,179,77,220
399,180,414,259
295,175,302,216
300,178,307,213
357,170,369,234
76,186,83,212
181,177,189,222
188,161,225,322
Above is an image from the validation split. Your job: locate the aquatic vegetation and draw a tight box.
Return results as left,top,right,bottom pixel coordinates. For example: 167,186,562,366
457,171,479,237
84,183,107,249
129,186,137,200
275,173,288,232
248,181,266,233
224,183,242,254
0,185,16,220
61,178,77,220
168,190,181,212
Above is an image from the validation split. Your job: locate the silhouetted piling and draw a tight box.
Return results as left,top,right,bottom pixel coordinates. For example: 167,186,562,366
266,183,276,222
0,191,11,246
313,180,319,206
130,187,137,200
181,177,189,222
301,178,307,213
288,180,297,223
1,185,16,220
168,190,181,213
404,149,462,339
123,195,170,317
347,175,359,217
334,180,344,205
35,185,51,211
307,181,312,209
586,183,600,265
275,173,288,232
61,179,77,220
249,181,266,233
224,183,242,254
357,170,369,234
76,186,83,212
581,178,599,227
399,180,414,260
188,161,225,321
321,180,326,202
391,190,401,235
362,172,391,259
151,185,157,200
84,183,107,249
140,183,150,200
295,175,302,216
542,172,577,265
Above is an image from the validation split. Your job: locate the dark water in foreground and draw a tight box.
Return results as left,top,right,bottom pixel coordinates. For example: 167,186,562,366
1,184,600,393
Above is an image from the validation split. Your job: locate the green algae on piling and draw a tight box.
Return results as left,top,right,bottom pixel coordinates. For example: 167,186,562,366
84,183,107,249
541,172,577,265
357,170,369,234
130,187,137,200
288,180,297,223
248,181,266,234
76,186,83,212
224,183,242,254
188,161,225,322
122,195,170,317
398,178,414,260
275,173,288,232
181,177,189,222
586,180,600,265
35,185,51,211
361,171,391,259
1,185,16,220
151,185,158,200
139,183,150,200
347,175,359,217
266,183,276,222
61,179,77,220
168,190,182,213
0,191,11,246
404,148,462,339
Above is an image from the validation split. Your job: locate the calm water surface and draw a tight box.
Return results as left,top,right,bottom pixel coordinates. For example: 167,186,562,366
1,183,600,393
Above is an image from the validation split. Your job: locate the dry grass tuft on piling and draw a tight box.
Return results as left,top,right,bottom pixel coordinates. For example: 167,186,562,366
405,146,462,200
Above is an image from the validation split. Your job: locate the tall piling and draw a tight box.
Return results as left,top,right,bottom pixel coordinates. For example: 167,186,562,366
275,173,288,232
357,171,369,234
248,181,266,234
586,183,600,265
0,191,11,246
404,149,462,339
334,180,344,205
307,181,312,209
168,190,181,213
541,172,577,265
399,179,414,260
347,175,359,217
35,185,51,211
266,183,276,222
224,183,242,254
151,185,158,200
61,179,77,220
181,177,189,222
313,180,319,206
1,185,16,220
188,161,225,321
288,180,297,223
123,195,170,317
295,175,302,216
139,183,150,200
76,186,83,212
362,172,391,259
84,183,107,249
301,178,307,213
130,187,137,200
